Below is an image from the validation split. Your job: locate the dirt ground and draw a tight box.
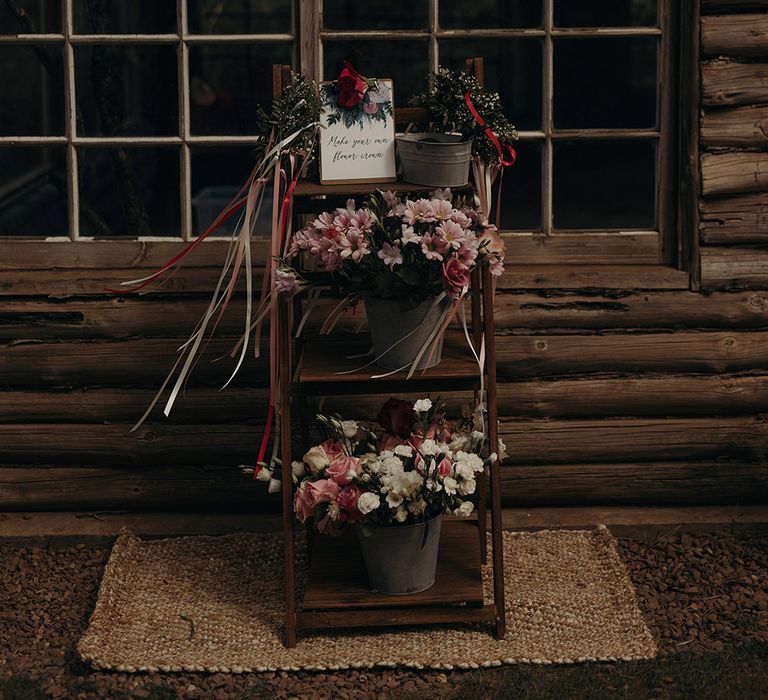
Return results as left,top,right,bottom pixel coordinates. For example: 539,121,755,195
1,530,767,699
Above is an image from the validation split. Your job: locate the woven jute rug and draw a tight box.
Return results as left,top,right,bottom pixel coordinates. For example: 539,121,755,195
78,527,656,672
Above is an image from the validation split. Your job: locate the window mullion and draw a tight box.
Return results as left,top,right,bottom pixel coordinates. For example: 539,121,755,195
62,0,78,241
428,0,438,74
178,0,191,241
303,0,321,81
543,0,553,237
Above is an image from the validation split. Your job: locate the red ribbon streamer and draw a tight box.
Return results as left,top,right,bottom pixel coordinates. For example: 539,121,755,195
105,193,248,294
463,92,517,167
254,402,274,478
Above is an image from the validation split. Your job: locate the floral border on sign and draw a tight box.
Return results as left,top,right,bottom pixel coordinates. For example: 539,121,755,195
321,81,394,130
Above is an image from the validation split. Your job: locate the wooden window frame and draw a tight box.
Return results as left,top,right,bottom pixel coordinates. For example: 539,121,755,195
0,0,698,291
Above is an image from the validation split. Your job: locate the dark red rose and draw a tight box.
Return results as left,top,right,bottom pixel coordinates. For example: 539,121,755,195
377,398,416,437
337,61,367,110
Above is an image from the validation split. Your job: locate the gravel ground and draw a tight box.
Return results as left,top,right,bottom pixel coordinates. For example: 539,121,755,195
1,531,767,699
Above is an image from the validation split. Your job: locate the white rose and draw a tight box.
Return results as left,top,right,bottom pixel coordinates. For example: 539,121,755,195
291,461,305,480
443,477,458,495
341,420,359,439
394,506,408,523
454,501,474,518
357,492,381,514
382,455,404,474
256,467,272,483
386,491,404,509
303,445,329,473
458,478,476,496
394,444,413,458
421,439,439,456
413,398,433,413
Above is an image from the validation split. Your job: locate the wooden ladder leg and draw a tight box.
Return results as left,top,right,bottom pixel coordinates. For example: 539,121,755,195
279,300,298,648
475,390,488,565
482,266,506,640
471,269,487,564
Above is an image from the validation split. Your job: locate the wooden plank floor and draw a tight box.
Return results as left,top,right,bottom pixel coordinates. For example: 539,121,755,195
1,506,767,547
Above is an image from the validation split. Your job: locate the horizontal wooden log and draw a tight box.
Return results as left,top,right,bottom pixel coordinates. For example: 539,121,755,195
0,267,229,296
0,465,266,511
4,289,767,342
6,330,768,389
496,372,768,418
501,462,768,506
495,290,768,329
6,372,768,423
0,424,263,466
700,193,768,243
496,331,768,377
701,246,768,288
702,60,768,107
0,297,244,340
2,460,766,510
0,336,265,388
701,14,768,58
701,105,768,146
501,415,768,464
2,416,768,467
701,151,768,195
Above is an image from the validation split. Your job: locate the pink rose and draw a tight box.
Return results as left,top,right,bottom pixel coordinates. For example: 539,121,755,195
294,484,315,523
362,101,379,114
326,454,360,486
442,258,471,298
321,440,344,463
337,484,363,522
437,456,453,478
306,478,339,505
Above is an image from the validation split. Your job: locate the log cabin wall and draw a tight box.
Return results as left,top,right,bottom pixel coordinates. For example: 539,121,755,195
2,1,768,512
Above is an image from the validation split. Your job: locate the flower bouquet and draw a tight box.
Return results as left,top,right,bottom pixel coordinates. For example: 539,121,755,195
293,397,491,594
282,187,504,372
321,62,393,130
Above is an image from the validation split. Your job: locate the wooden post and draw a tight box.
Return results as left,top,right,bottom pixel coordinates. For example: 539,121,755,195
482,265,506,640
274,63,298,648
279,299,297,648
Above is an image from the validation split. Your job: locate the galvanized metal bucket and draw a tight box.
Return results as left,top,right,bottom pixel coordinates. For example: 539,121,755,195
357,515,442,595
396,133,473,188
363,296,447,371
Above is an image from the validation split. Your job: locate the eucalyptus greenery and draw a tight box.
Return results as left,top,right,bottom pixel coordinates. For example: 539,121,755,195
255,72,322,166
410,67,519,167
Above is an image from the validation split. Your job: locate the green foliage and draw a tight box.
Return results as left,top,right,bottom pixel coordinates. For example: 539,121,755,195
321,83,394,130
410,67,518,167
255,73,322,163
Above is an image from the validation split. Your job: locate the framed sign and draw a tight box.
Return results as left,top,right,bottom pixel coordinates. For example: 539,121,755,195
319,78,397,185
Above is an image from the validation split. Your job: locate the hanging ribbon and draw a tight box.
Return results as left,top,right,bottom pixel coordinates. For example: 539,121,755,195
463,92,517,168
